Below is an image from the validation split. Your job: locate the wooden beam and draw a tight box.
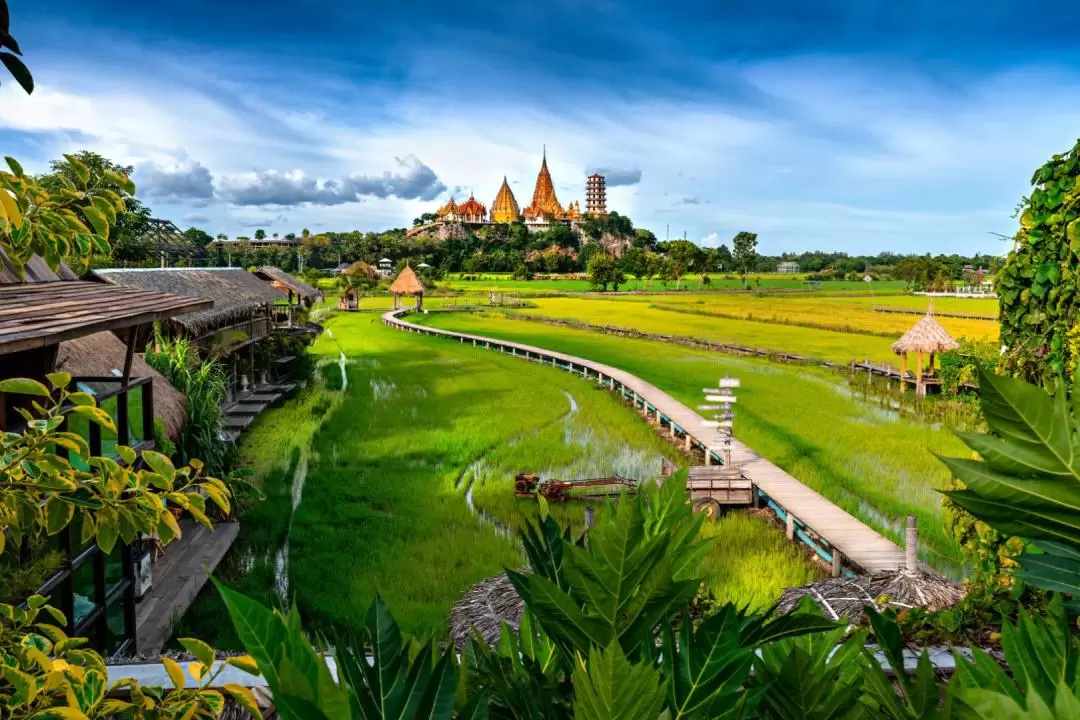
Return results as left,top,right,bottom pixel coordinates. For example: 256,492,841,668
122,326,139,387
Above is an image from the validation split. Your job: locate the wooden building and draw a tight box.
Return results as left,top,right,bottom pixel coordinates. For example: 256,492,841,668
0,249,210,656
253,265,323,311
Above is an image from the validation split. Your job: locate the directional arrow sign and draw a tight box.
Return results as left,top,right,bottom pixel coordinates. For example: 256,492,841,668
704,395,737,403
717,378,741,388
701,420,733,428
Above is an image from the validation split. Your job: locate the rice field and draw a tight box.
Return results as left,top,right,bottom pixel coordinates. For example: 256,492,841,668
441,273,909,295
417,311,971,572
175,311,822,646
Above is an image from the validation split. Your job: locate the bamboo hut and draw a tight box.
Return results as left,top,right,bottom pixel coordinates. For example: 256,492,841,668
389,265,425,310
891,307,958,395
55,332,187,442
777,568,963,623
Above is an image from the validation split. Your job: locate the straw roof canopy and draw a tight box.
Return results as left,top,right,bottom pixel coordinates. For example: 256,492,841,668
449,569,526,649
891,312,960,355
389,266,425,296
253,266,323,302
54,332,186,441
93,268,286,338
777,569,964,623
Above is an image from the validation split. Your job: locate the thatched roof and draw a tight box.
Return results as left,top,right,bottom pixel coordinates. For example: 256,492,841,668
55,332,186,441
389,266,425,296
93,268,286,337
449,569,526,649
891,311,959,355
777,569,964,623
253,266,323,302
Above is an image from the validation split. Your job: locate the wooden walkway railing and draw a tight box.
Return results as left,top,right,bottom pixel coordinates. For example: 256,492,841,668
382,309,909,575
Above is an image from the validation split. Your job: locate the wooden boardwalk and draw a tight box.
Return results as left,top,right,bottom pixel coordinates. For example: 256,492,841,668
383,310,908,574
134,519,239,656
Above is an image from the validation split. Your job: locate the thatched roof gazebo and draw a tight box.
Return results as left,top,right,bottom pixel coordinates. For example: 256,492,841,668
390,265,426,310
253,266,323,306
891,307,958,395
777,568,964,623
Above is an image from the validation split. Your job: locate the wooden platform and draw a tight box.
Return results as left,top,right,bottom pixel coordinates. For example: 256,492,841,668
135,519,239,656
383,310,909,574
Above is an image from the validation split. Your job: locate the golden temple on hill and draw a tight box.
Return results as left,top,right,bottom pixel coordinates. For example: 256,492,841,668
428,149,604,231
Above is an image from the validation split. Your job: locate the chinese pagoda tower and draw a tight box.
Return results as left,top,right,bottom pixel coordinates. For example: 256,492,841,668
522,148,565,221
585,173,607,216
490,176,520,223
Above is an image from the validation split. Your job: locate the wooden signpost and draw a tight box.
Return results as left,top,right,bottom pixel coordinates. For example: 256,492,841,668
699,376,740,475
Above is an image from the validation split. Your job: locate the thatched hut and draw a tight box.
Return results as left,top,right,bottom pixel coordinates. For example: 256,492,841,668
93,268,288,398
390,266,425,310
449,570,526,649
253,266,323,307
777,568,964,623
92,268,286,345
891,307,958,395
55,332,187,442
339,287,359,311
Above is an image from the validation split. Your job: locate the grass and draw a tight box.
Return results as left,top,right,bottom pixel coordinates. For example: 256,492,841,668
417,311,971,572
175,310,824,645
700,511,826,611
511,298,903,364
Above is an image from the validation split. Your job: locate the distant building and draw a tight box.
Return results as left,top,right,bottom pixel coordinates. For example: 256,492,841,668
777,261,800,274
377,258,394,277
585,173,607,216
211,236,299,251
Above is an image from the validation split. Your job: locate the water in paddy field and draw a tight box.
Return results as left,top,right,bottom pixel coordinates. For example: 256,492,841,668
274,449,310,602
460,390,668,535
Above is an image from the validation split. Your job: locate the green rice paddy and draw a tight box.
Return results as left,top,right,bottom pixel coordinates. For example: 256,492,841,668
177,310,823,647
417,311,970,572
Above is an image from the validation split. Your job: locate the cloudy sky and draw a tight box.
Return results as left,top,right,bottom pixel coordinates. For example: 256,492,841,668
2,1,1080,254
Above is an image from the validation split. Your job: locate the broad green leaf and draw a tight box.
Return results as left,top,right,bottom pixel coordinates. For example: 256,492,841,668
44,497,74,535
573,644,666,720
6,155,25,177
161,656,186,690
0,377,50,397
179,637,216,668
141,450,175,482
80,205,109,240
213,580,286,689
223,684,263,719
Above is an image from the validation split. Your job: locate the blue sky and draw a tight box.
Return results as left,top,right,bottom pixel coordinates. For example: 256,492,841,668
3,1,1080,254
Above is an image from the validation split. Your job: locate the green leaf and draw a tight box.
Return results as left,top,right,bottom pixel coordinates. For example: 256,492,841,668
573,644,666,720
0,377,50,397
141,450,176,482
44,497,74,535
46,371,72,389
94,521,118,554
213,580,285,689
80,205,109,240
179,637,216,668
0,51,33,94
5,155,25,177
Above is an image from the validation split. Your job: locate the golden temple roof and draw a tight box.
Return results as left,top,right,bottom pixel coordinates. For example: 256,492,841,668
523,149,564,219
457,194,487,219
436,197,458,217
491,176,520,223
564,200,582,220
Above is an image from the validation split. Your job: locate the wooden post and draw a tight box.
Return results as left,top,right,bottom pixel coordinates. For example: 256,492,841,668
684,434,693,451
669,421,676,437
906,516,918,571
916,351,924,396
900,352,907,392
928,352,935,376
831,550,842,577
705,450,713,466
785,511,795,540
752,488,760,508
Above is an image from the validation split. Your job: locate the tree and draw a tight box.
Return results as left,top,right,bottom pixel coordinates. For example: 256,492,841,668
587,252,625,291
620,245,648,282
40,151,153,262
254,228,266,241
183,226,214,247
340,261,379,293
998,138,1080,387
0,1,32,94
664,239,699,290
732,231,758,288
716,243,733,271
1,153,127,274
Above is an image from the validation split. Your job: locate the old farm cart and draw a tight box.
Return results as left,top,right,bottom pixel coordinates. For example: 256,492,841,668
383,309,911,578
